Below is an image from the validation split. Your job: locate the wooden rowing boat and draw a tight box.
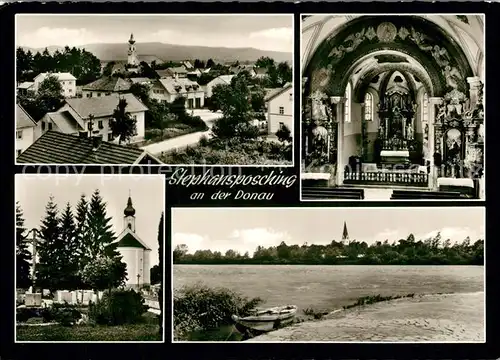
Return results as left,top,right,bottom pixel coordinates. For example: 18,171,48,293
231,305,297,333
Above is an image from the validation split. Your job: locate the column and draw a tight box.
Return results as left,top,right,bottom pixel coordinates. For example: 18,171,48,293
331,96,346,186
428,97,443,189
467,76,483,109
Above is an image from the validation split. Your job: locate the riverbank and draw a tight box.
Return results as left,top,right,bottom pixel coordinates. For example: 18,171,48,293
247,292,484,342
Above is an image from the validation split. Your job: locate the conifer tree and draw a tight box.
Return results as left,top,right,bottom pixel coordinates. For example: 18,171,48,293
157,212,164,337
75,194,91,266
86,189,127,286
16,202,31,289
59,202,80,289
36,196,62,294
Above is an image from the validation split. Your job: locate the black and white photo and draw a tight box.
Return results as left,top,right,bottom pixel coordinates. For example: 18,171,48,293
301,14,485,200
172,207,484,342
15,174,165,342
15,14,294,166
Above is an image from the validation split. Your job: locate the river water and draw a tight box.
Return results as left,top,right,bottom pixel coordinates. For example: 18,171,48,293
173,264,484,313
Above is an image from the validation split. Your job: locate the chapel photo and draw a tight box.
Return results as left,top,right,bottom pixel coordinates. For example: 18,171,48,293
15,174,164,342
301,15,485,200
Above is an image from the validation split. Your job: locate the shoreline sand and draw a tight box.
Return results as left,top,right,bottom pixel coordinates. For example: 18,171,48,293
247,292,484,342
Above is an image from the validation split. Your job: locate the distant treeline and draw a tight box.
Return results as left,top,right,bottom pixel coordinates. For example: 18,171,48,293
174,233,484,266
16,47,101,84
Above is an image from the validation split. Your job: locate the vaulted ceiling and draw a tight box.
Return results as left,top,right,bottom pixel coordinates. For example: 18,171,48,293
302,15,484,98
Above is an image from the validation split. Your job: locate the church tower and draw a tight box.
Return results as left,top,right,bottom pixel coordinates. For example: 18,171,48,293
127,33,139,66
123,194,136,232
116,192,152,287
342,221,349,244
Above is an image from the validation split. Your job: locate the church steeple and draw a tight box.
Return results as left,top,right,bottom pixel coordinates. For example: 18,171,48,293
124,192,136,232
127,33,139,66
128,33,136,45
342,221,349,244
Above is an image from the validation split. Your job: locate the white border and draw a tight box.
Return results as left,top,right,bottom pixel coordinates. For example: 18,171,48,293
298,14,486,202
14,13,295,167
14,173,166,343
170,206,486,344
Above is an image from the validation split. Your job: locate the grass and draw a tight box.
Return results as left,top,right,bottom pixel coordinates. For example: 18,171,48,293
343,293,416,310
16,323,162,341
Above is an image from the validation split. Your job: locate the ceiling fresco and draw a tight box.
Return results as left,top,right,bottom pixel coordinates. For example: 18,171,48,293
305,16,474,98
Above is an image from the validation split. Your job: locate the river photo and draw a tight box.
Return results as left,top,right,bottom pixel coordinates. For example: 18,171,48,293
174,265,483,314
172,207,485,342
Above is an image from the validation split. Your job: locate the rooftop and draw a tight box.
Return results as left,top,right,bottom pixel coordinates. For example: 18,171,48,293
16,104,37,128
65,93,148,119
82,76,132,92
264,82,293,102
158,77,202,94
17,131,161,165
35,72,76,81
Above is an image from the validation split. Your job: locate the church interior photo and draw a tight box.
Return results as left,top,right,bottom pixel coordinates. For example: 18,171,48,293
301,15,484,200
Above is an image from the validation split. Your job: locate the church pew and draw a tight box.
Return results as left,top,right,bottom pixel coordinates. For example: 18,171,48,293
390,189,466,200
302,187,365,200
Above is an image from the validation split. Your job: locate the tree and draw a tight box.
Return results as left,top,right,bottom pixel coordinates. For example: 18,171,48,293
130,82,151,106
157,212,164,337
58,202,81,290
36,196,62,294
276,124,292,143
103,61,116,77
150,265,162,285
206,59,215,68
81,255,126,297
173,244,188,263
109,98,137,145
18,74,65,121
82,190,127,292
16,202,31,289
255,56,275,69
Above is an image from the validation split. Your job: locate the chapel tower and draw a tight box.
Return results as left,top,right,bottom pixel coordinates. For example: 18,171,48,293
123,194,136,232
342,221,349,245
127,33,139,66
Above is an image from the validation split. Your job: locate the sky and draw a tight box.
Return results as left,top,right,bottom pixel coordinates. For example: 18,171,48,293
16,174,164,266
172,207,485,255
16,14,293,53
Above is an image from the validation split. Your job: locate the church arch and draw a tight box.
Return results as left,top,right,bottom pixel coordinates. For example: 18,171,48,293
304,15,474,98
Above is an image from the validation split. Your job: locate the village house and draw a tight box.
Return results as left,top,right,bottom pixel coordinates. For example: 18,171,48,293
32,72,77,98
264,82,293,134
37,93,148,143
157,77,205,108
155,67,188,79
229,65,256,77
16,104,38,157
182,60,194,70
16,130,161,164
254,67,269,80
17,81,34,96
115,195,152,287
81,76,132,98
188,69,202,77
204,75,234,98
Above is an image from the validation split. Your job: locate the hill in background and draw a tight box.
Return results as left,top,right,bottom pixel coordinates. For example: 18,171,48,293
22,42,293,64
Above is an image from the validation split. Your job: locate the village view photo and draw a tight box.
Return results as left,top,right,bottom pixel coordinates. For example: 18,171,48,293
172,207,484,342
15,14,294,166
15,174,165,342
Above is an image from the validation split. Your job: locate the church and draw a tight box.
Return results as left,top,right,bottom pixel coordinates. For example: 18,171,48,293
115,195,152,288
301,15,484,200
